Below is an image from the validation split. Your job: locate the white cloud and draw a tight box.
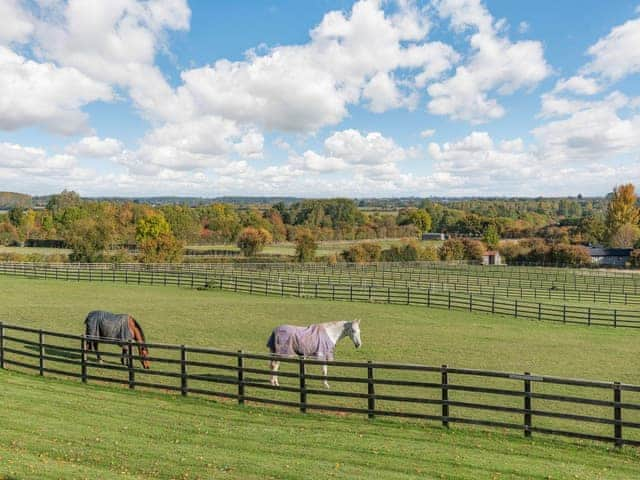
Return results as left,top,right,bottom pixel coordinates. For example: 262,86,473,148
553,75,602,96
33,0,191,121
584,17,640,81
0,46,113,134
176,0,458,132
533,92,640,162
428,0,550,123
420,129,436,138
65,136,123,157
0,0,33,45
518,21,529,34
289,129,412,174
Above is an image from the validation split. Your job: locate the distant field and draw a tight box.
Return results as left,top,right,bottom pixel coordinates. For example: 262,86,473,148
0,246,71,255
186,238,436,257
3,370,638,479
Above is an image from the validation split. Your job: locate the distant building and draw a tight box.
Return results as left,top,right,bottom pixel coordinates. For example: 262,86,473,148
482,250,502,265
587,247,632,266
422,232,446,241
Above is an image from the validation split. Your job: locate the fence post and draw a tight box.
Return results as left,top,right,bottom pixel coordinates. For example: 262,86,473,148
299,358,307,413
0,321,4,370
588,307,591,326
441,364,449,428
81,336,87,383
38,330,45,376
614,382,622,447
448,291,451,310
237,350,245,405
492,295,495,314
427,288,431,307
515,299,518,318
469,293,473,312
563,305,566,324
614,309,617,328
127,340,135,389
181,345,188,397
524,372,532,438
367,361,375,419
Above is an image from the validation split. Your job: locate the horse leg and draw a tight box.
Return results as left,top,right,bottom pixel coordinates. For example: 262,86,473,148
121,346,127,366
94,342,103,364
270,360,280,387
322,363,330,389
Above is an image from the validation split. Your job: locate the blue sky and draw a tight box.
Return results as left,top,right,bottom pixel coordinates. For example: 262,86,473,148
1,0,640,197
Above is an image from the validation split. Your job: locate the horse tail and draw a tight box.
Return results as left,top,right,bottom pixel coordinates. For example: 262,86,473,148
266,331,276,353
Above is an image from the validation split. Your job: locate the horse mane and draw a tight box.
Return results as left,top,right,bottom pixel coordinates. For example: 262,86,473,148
131,317,146,343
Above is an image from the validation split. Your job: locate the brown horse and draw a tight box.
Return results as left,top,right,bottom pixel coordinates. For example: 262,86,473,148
84,310,150,369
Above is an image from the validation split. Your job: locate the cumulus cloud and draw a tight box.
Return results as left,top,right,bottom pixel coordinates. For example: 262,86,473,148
0,46,112,134
584,17,640,81
553,75,602,96
65,136,123,157
0,0,33,45
427,0,550,123
420,128,436,138
32,0,191,120
533,92,640,162
290,129,412,174
176,0,458,131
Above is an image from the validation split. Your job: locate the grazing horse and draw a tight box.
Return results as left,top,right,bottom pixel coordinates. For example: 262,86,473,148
267,320,361,389
84,310,150,369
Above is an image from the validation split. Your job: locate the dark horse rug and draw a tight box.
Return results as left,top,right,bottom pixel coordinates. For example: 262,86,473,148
84,310,133,343
267,324,335,360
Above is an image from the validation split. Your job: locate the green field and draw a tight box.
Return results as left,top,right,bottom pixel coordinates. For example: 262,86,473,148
1,273,640,478
2,369,639,480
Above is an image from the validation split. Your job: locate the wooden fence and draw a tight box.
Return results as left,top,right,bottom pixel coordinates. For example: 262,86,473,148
1,322,639,447
1,263,639,328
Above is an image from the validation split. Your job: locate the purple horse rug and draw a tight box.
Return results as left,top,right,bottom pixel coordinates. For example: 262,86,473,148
267,324,335,360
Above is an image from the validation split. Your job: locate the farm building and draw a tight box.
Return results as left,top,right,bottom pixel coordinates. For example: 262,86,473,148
587,247,632,266
481,250,502,265
421,232,446,241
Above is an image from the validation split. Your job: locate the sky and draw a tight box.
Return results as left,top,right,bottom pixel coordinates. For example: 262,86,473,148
1,0,640,198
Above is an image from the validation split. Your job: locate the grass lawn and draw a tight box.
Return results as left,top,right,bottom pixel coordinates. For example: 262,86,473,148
1,274,640,447
1,369,639,480
0,275,639,381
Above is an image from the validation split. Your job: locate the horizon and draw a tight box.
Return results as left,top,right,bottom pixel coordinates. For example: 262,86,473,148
1,1,640,197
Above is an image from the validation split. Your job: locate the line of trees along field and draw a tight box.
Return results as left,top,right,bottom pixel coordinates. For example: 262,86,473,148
0,185,639,266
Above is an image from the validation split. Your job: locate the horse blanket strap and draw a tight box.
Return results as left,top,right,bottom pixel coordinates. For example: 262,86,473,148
268,324,335,360
85,311,133,343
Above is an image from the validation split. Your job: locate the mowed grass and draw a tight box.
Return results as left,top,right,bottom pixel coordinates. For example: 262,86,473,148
2,274,640,454
1,369,639,480
0,274,638,382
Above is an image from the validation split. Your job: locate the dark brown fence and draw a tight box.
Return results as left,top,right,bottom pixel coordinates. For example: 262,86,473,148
1,263,639,328
1,322,639,448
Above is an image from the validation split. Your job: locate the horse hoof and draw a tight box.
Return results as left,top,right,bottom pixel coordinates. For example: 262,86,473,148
324,383,330,389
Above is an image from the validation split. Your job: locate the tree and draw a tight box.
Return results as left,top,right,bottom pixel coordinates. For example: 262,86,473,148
439,239,465,261
609,223,640,248
294,229,317,262
630,249,640,268
46,190,81,213
606,184,639,242
0,222,19,246
408,209,432,234
8,206,23,228
136,214,183,263
462,239,485,262
482,224,500,250
236,227,272,257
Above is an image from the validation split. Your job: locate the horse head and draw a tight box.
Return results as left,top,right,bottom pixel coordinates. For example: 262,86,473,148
347,319,362,349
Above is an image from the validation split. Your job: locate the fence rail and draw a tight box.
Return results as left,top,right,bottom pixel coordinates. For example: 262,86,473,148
1,263,639,328
1,322,639,448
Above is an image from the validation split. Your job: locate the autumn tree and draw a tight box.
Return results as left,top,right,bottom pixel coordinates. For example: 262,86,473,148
236,227,272,257
294,229,317,262
136,214,183,263
606,184,640,244
609,223,640,248
482,224,500,250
